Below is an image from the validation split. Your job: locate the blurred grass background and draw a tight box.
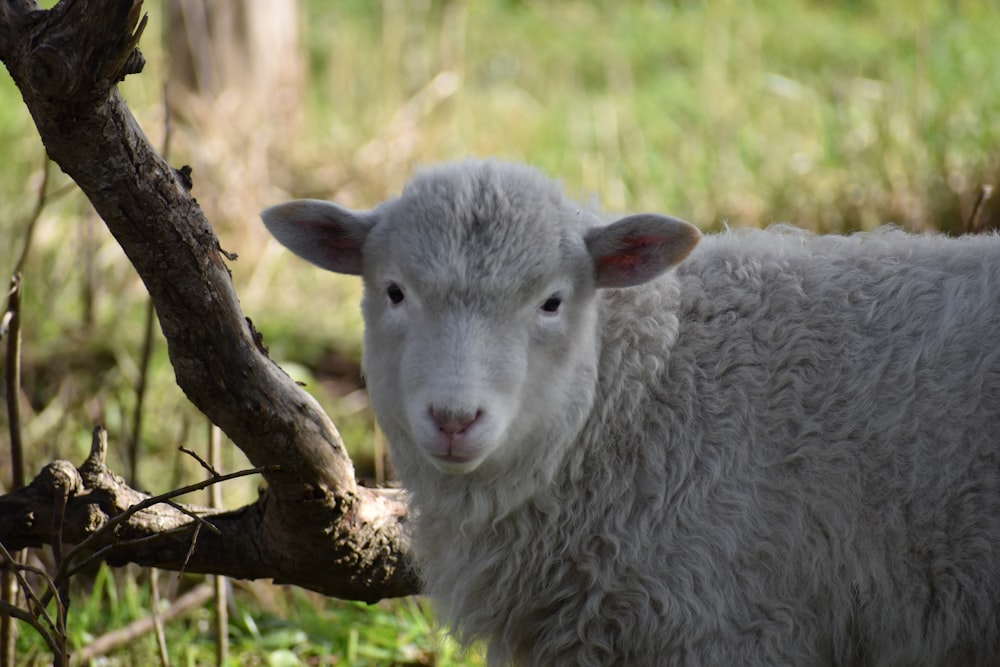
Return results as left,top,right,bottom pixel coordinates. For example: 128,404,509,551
2,0,998,664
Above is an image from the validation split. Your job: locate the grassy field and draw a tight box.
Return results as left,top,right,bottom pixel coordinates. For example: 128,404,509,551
2,0,999,664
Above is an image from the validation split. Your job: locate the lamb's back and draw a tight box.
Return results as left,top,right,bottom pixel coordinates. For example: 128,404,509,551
543,227,1000,663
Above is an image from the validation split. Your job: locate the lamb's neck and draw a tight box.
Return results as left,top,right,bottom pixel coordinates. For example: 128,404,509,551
407,428,576,540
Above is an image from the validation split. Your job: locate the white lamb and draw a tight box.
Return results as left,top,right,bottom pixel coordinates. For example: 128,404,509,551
262,160,1000,666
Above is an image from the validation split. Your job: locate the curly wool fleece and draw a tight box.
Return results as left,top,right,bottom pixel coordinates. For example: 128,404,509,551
263,160,1000,666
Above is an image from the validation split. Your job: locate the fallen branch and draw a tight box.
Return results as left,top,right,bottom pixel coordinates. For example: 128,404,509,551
70,582,214,665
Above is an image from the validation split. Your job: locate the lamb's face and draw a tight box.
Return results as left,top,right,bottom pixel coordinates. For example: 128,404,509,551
359,176,601,477
260,159,700,485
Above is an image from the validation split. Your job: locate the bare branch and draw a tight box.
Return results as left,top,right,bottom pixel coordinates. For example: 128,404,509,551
0,0,419,601
55,429,276,589
2,273,25,667
179,445,219,477
0,440,415,599
3,275,23,489
0,541,59,650
0,601,59,659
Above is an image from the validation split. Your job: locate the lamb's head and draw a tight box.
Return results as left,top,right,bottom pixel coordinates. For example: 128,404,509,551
262,161,699,486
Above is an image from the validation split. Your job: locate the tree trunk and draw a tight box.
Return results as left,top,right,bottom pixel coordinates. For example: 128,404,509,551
0,0,419,602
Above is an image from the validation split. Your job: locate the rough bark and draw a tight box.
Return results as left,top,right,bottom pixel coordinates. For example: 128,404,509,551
0,0,419,602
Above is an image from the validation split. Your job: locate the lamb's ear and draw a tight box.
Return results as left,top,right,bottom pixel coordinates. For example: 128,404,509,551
585,214,701,288
261,199,376,276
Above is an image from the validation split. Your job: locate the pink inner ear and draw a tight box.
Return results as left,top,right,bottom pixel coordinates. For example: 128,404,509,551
596,251,643,271
588,214,700,288
595,235,662,268
302,219,365,273
593,234,675,287
314,224,360,252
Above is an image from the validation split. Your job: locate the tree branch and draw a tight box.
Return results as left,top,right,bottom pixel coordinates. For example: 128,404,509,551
0,0,419,601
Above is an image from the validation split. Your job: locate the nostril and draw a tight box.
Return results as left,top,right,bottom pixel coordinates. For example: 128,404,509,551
429,406,482,436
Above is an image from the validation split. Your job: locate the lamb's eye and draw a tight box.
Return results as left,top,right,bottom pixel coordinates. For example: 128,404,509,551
387,282,405,305
540,294,562,314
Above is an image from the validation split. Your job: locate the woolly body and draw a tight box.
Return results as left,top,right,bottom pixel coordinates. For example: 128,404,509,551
262,161,1000,666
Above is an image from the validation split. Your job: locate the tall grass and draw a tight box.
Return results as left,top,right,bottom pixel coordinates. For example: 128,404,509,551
2,0,998,663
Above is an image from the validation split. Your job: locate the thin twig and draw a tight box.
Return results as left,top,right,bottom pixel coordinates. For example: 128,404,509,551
1,274,24,667
128,299,157,487
0,541,59,647
65,524,215,581
51,477,70,666
149,570,170,667
3,276,24,489
13,155,50,276
54,581,68,667
29,453,74,666
0,601,60,659
178,523,201,579
208,423,228,666
50,470,68,577
162,499,223,534
0,554,55,582
212,573,228,666
179,445,219,477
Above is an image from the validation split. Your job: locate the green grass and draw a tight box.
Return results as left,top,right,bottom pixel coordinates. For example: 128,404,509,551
2,0,1000,664
298,0,999,232
15,566,478,666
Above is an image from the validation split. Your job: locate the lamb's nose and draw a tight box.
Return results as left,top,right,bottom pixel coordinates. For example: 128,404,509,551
429,406,482,436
